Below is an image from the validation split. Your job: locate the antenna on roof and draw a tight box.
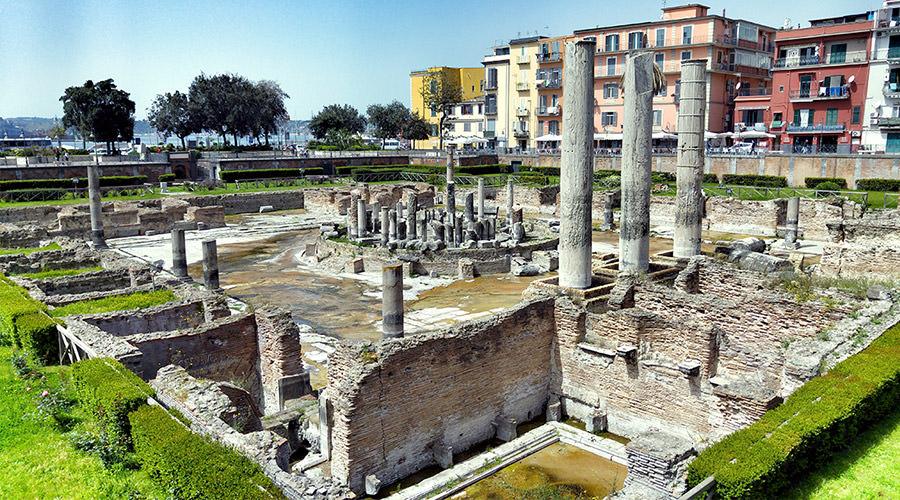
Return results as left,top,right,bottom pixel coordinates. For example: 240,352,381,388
783,18,792,29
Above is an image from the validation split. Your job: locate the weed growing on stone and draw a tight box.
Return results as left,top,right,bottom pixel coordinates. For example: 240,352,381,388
0,242,62,256
16,266,104,279
359,345,378,364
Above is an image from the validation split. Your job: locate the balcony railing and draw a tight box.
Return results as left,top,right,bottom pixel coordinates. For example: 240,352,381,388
786,123,846,133
875,116,900,128
484,81,498,90
538,79,562,89
717,35,775,53
595,65,625,78
735,122,768,132
884,83,900,98
513,128,529,137
736,88,772,97
516,107,529,117
517,55,530,64
537,52,561,63
789,86,850,100
484,107,498,115
536,106,561,116
516,82,529,91
874,48,900,61
774,50,868,68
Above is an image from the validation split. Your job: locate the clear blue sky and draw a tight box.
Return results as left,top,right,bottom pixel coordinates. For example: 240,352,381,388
0,0,873,120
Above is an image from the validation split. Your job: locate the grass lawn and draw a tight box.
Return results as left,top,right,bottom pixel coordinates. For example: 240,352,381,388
0,346,163,498
50,289,177,317
788,409,900,499
0,243,62,256
15,266,104,279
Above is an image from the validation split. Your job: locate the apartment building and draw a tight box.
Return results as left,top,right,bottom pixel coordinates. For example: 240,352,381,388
507,36,547,150
576,4,775,139
535,35,574,148
410,66,484,149
446,97,486,149
866,1,900,152
482,45,511,150
734,11,872,153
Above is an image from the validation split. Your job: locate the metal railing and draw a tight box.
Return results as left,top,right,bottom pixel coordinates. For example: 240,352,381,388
538,79,562,89
785,123,846,133
537,52,561,63
0,184,156,203
789,87,849,100
774,50,868,68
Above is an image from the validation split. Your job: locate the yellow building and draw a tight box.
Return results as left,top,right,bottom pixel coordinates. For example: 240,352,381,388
410,66,484,149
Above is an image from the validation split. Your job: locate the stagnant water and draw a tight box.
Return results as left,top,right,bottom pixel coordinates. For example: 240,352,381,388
460,442,628,499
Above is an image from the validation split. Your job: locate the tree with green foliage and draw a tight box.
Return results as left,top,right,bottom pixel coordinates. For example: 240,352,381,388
60,79,135,153
48,121,67,149
188,73,237,145
420,72,463,150
250,80,289,146
147,91,197,149
367,101,411,146
403,113,431,150
309,104,366,141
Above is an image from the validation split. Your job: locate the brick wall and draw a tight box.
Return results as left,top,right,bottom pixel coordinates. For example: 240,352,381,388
0,162,170,182
328,298,556,494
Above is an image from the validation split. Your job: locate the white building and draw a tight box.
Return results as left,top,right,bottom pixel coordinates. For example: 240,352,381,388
482,45,511,151
866,1,900,153
446,98,487,151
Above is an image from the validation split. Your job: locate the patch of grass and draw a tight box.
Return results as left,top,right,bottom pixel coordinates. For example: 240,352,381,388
786,409,900,499
0,346,164,498
50,290,177,317
0,242,62,256
16,266,104,279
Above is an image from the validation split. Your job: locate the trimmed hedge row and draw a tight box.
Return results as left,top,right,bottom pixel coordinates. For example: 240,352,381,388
0,176,147,192
687,322,900,498
220,168,325,182
130,404,285,499
804,177,848,189
158,173,176,182
856,178,900,192
72,358,154,449
0,275,57,362
721,174,788,188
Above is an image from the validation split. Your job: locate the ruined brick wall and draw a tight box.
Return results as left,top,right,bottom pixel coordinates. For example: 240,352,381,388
255,307,305,414
328,299,556,494
128,313,262,396
83,301,206,336
181,190,304,214
495,185,560,214
820,244,900,280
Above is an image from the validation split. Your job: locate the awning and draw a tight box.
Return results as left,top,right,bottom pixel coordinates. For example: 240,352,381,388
593,133,624,141
652,132,678,140
536,134,562,142
705,131,723,139
734,130,776,139
736,106,770,111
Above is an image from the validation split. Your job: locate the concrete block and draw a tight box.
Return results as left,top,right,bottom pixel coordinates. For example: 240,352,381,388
350,257,364,274
546,397,562,422
493,416,518,442
365,475,382,496
458,258,475,279
259,205,275,213
432,442,454,469
585,409,608,433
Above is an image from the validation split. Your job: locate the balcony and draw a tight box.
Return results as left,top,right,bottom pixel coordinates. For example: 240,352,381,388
789,86,850,101
770,120,785,130
513,127,529,138
717,35,775,53
516,107,529,117
774,50,868,69
484,81,498,91
536,106,561,117
516,82,529,91
735,122,768,132
484,130,496,139
517,55,530,64
884,83,900,99
875,116,900,128
538,79,562,89
873,47,900,62
484,107,498,116
786,123,846,134
736,88,772,97
537,52,561,63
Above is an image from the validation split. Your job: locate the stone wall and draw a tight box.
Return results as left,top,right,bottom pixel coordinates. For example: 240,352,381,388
182,190,305,214
196,155,410,180
83,300,207,336
328,298,557,494
818,208,900,279
0,162,170,182
500,153,900,189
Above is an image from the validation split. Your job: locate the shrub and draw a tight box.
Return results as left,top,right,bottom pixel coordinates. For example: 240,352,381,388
158,173,176,183
0,189,69,202
520,165,560,176
50,289,177,317
804,177,847,189
651,172,676,183
856,178,900,192
220,168,323,182
814,181,842,192
0,176,147,192
721,174,788,188
687,323,900,498
456,164,511,175
0,276,57,361
129,405,285,499
72,358,153,455
703,173,720,184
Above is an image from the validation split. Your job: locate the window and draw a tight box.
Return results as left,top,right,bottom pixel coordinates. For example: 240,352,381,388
851,106,860,124
551,94,559,106
628,32,645,50
828,43,847,64
655,52,665,68
681,50,692,61
430,124,439,136
603,83,619,99
536,121,544,137
463,122,471,132
606,57,616,76
485,95,497,114
605,34,620,52
430,107,437,117
549,120,560,134
825,108,838,126
656,79,667,97
478,122,483,132
772,112,783,126
682,25,693,44
552,40,560,57
655,28,666,47
653,110,662,126
461,104,473,115
601,112,618,126
486,119,496,132
487,68,498,88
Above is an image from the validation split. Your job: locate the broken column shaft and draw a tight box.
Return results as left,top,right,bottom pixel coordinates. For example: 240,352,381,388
674,60,707,260
619,51,655,273
446,182,457,244
348,192,359,238
477,178,485,219
87,162,107,249
382,264,404,338
506,178,514,227
380,206,390,245
465,192,475,224
785,196,800,247
407,192,418,239
446,147,455,183
356,199,367,238
171,227,188,279
201,238,220,290
558,38,596,289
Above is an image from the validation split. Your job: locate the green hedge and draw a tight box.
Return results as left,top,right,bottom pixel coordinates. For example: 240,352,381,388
721,174,788,188
687,323,900,498
856,178,900,192
129,405,284,499
0,276,57,361
158,173,176,182
50,289,177,318
804,177,847,189
0,189,68,202
704,173,720,184
0,176,147,192
220,168,325,182
456,164,511,175
73,358,153,448
520,165,559,176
